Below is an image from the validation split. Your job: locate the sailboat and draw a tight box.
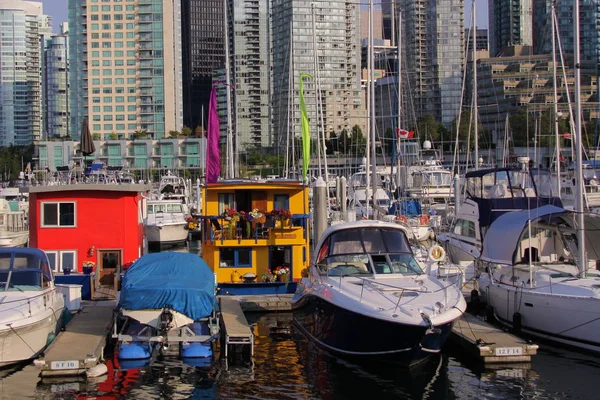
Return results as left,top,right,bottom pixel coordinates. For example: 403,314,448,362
478,3,600,353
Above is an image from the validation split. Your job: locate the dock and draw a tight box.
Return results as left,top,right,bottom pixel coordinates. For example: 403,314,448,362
35,301,115,377
219,297,254,360
450,312,538,364
227,294,293,312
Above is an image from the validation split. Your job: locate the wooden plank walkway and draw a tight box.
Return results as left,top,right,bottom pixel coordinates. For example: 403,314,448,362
219,297,254,359
228,294,293,312
35,301,115,376
450,312,538,364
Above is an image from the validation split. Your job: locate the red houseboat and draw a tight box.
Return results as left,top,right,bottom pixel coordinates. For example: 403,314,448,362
27,182,152,299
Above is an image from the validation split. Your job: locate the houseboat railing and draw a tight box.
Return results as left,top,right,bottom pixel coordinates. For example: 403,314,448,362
200,214,310,244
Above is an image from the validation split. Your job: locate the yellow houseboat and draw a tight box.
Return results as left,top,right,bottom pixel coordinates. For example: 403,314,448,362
200,179,310,295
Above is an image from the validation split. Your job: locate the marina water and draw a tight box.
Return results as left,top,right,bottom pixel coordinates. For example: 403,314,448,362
1,245,599,399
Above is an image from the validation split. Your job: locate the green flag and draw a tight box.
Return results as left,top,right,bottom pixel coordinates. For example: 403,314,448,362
299,73,312,182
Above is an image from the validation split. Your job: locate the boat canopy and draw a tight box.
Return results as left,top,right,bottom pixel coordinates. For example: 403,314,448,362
119,252,216,320
480,205,600,265
0,248,53,291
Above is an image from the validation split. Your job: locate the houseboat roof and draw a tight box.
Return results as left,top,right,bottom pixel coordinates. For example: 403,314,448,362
205,179,306,188
24,183,153,194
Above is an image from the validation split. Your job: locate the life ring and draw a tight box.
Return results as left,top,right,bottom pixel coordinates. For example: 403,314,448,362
419,215,430,225
428,245,446,262
396,215,408,224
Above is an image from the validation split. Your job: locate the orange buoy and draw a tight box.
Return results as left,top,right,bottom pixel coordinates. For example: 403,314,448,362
419,215,430,225
397,215,408,223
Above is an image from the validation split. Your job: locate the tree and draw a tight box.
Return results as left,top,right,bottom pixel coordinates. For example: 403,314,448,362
181,126,192,137
132,130,148,140
338,128,349,154
350,125,367,154
194,125,204,137
168,130,180,138
413,114,444,142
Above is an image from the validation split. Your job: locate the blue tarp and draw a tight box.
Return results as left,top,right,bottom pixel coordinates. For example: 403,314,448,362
388,200,421,217
119,252,216,320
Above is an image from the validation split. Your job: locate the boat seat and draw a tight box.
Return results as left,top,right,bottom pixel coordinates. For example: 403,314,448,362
328,262,369,273
374,263,392,274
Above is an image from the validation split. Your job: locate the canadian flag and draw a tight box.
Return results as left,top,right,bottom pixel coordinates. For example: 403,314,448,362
396,128,415,139
563,132,572,139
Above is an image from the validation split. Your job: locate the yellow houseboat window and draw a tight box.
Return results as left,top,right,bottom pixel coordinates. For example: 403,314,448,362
220,248,251,268
273,194,289,209
218,193,235,214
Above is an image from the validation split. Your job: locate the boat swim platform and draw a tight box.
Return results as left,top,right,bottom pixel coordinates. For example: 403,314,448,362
219,297,254,360
35,300,116,377
450,312,538,365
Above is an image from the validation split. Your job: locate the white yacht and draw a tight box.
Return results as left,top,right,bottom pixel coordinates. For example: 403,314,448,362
292,220,466,364
0,197,28,248
144,199,189,248
437,167,562,264
478,205,600,353
0,248,65,366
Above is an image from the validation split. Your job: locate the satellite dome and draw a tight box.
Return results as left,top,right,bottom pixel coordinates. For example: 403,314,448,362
422,140,432,150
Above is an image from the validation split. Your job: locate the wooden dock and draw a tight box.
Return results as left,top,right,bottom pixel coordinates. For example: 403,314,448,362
35,301,115,376
450,312,538,364
227,294,293,312
219,297,254,360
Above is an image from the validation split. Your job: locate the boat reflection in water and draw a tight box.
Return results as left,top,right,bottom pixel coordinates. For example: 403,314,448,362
292,322,450,399
292,220,466,365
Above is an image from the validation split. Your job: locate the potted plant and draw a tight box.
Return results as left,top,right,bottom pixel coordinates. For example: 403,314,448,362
272,265,290,282
82,261,95,275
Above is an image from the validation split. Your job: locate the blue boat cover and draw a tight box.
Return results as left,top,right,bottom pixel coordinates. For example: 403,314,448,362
119,252,216,320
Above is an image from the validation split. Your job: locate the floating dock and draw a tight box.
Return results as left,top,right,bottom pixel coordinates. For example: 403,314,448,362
35,301,115,376
219,297,254,360
228,294,293,312
450,312,538,364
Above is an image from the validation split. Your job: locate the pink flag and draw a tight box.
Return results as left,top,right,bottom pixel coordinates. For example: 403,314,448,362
206,85,221,183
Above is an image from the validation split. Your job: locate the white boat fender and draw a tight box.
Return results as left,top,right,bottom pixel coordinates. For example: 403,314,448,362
86,363,108,378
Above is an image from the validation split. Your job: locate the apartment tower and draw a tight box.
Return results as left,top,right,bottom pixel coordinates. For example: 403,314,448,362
68,0,183,141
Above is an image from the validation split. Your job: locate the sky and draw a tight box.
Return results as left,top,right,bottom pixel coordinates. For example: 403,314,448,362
40,0,488,33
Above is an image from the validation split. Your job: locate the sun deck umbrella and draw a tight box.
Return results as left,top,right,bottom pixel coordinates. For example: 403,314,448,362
80,117,96,168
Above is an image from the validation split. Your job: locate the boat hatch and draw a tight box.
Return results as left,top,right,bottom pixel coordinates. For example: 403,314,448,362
393,291,419,297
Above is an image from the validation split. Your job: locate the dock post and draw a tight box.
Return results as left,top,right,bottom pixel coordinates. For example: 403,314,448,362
313,176,327,244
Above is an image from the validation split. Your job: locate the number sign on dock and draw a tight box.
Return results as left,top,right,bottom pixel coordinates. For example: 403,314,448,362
451,313,538,364
35,301,115,376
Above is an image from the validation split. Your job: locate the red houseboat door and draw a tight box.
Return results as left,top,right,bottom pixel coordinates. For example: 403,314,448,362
98,249,121,287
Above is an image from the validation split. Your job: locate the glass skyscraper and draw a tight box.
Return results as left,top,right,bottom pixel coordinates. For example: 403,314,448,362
0,0,52,146
44,23,69,139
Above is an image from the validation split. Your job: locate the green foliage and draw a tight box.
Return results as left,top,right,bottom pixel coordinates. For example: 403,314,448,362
0,145,34,180
132,130,148,139
181,126,192,137
168,130,180,138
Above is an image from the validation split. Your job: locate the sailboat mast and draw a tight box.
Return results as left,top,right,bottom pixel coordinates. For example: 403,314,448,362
573,0,586,277
551,4,561,197
472,0,478,169
311,3,322,178
224,0,234,179
396,9,402,190
369,0,377,210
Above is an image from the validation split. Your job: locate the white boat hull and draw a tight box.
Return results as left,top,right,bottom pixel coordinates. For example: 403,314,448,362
0,290,65,366
0,231,29,248
145,223,188,246
482,278,600,352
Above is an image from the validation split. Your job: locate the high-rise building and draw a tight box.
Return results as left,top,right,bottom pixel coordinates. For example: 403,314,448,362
0,0,52,146
535,0,600,63
181,0,225,133
227,0,271,148
271,0,363,152
68,0,183,141
488,0,533,56
466,28,489,53
44,23,69,139
399,0,464,127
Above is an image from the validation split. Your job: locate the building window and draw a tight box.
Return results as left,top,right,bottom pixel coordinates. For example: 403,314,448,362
218,193,235,214
219,248,252,268
46,250,77,272
42,202,76,227
274,194,289,210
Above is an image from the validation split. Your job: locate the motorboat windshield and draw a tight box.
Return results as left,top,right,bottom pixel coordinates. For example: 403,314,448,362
466,168,537,199
315,225,421,276
0,249,52,292
416,171,452,187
